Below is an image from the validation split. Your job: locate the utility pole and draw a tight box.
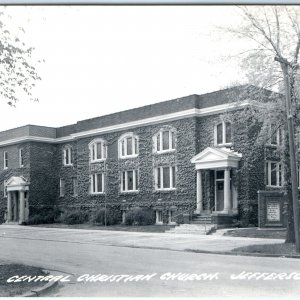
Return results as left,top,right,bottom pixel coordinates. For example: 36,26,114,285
275,56,300,252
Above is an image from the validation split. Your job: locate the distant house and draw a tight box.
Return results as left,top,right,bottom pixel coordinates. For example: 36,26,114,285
0,85,295,226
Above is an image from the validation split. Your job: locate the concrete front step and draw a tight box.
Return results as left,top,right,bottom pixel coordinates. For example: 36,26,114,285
168,224,216,235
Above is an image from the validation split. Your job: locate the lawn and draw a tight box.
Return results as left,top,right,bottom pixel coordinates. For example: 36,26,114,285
232,243,300,257
224,227,286,239
32,223,175,233
0,264,46,297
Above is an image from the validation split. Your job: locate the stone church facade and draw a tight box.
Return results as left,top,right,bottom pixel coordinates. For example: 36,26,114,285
0,85,295,226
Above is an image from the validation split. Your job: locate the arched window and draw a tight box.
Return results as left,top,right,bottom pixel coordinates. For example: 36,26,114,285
215,121,232,145
63,145,72,166
89,138,107,162
153,127,176,153
118,133,139,158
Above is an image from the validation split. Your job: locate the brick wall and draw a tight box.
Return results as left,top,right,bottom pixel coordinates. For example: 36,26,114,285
56,118,197,222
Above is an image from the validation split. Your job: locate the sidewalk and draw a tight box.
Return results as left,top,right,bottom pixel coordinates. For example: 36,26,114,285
0,224,284,253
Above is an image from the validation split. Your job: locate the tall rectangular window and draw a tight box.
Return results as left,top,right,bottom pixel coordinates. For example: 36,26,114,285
217,123,223,144
72,178,78,196
266,161,284,187
59,179,65,197
162,131,170,150
19,148,24,167
154,129,175,153
3,151,8,169
155,166,176,190
91,173,104,194
121,170,138,192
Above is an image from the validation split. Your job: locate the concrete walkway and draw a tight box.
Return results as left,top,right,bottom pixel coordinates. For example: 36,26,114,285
0,225,284,253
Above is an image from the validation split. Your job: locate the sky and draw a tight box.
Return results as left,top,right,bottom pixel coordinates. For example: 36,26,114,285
0,5,249,131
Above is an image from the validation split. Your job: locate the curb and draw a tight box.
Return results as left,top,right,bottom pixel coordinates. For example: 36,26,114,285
21,275,59,297
185,248,300,259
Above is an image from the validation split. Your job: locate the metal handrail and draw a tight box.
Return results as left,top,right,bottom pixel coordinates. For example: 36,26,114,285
170,207,194,221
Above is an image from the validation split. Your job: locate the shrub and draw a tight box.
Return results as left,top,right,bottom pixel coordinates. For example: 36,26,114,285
91,208,120,225
59,210,88,225
24,207,61,225
125,208,155,226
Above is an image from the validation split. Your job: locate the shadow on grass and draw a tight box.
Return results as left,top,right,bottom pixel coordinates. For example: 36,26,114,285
233,243,300,257
0,264,46,297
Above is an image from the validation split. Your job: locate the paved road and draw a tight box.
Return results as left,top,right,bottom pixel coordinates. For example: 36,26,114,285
0,225,299,297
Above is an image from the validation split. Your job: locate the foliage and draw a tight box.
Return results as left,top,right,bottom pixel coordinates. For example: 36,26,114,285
0,11,41,105
91,208,121,225
222,6,300,242
24,207,61,225
124,208,155,226
59,210,88,225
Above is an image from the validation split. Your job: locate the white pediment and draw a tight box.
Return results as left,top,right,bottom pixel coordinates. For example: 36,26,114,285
191,147,242,170
6,176,29,191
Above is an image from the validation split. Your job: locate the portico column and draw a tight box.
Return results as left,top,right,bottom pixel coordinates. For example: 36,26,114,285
7,191,12,222
224,168,231,212
13,192,17,222
19,191,25,224
196,170,203,213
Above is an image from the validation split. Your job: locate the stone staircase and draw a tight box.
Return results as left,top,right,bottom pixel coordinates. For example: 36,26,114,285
167,212,216,235
167,223,216,235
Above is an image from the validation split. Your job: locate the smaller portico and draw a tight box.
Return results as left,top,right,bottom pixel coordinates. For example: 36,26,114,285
6,176,29,224
191,147,242,216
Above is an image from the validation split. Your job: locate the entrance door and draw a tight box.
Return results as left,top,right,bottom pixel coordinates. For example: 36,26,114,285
215,170,224,211
11,191,19,222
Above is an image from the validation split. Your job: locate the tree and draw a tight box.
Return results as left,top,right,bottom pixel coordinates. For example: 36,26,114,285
222,6,300,248
0,11,41,106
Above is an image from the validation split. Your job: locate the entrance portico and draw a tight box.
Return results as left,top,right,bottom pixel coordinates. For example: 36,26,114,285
191,147,242,216
6,176,29,224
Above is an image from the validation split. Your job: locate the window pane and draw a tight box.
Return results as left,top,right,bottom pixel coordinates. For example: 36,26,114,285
216,170,224,179
135,170,138,190
66,149,70,164
270,125,277,144
73,178,78,196
156,134,160,151
225,122,231,143
97,173,103,192
217,124,223,144
271,163,277,186
278,164,282,186
172,166,176,188
122,140,125,156
157,168,161,189
122,172,126,191
135,138,138,154
163,167,170,188
127,137,133,155
171,131,175,149
96,143,102,159
92,174,96,193
92,145,95,161
162,131,170,150
103,145,107,159
128,170,133,190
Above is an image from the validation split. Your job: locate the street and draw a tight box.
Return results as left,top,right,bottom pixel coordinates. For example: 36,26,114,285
0,225,299,297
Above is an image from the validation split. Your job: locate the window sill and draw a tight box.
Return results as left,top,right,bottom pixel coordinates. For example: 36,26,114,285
90,159,106,164
63,164,73,167
154,149,176,155
215,143,233,147
154,188,176,192
120,190,139,194
119,155,138,159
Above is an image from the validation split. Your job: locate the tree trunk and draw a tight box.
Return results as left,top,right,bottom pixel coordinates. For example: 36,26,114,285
284,137,296,243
